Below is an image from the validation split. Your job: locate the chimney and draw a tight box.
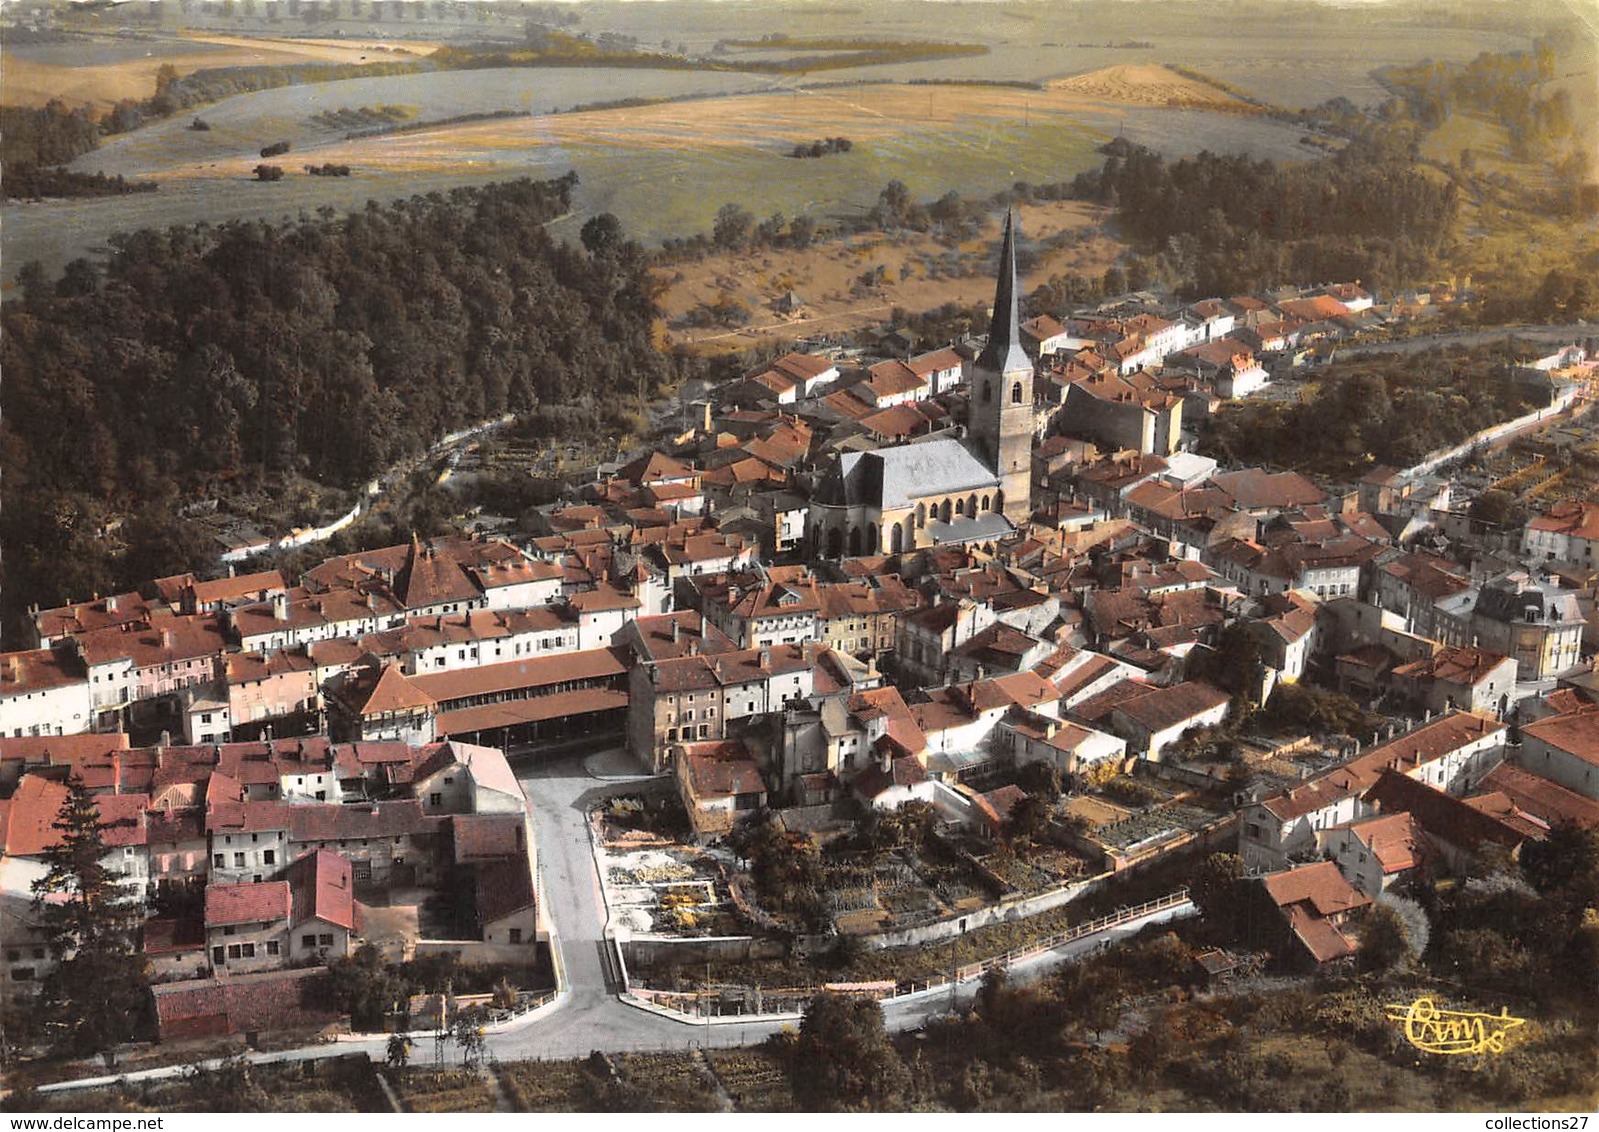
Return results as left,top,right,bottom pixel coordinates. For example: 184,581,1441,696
273,593,289,622
760,647,772,669
161,629,174,650
1045,720,1058,739
672,620,681,643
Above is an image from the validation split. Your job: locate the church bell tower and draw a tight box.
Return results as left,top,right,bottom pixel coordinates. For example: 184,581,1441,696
968,210,1034,526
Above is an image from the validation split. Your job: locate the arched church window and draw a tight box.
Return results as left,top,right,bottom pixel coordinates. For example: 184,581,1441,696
915,502,926,528
1011,381,1024,404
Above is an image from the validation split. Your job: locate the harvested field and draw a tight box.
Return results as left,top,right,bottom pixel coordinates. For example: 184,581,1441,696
1049,63,1245,109
1,32,438,110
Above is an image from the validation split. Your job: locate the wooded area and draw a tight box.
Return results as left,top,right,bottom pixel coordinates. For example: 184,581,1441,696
1201,347,1535,480
1069,139,1459,298
0,174,666,639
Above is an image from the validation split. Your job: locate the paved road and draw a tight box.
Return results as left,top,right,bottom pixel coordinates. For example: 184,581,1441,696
34,754,1193,1092
1327,322,1593,361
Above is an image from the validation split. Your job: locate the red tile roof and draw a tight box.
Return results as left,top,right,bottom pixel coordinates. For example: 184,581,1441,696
452,813,525,863
287,799,438,843
287,849,355,931
1521,711,1599,769
205,880,291,927
354,664,437,716
152,967,339,1040
474,852,535,926
1262,860,1369,930
3,775,68,857
1261,712,1505,823
682,744,766,798
409,647,626,703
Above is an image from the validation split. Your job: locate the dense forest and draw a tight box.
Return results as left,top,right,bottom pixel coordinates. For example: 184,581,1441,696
1201,346,1535,480
1069,140,1459,298
0,174,666,637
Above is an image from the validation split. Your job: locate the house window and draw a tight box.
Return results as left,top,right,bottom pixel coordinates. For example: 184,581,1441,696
11,967,34,982
213,853,225,868
241,943,256,959
263,850,276,866
227,944,242,959
429,793,442,807
302,934,317,949
234,852,245,868
318,933,333,947
213,947,225,965
266,940,280,956
509,928,523,944
444,777,454,785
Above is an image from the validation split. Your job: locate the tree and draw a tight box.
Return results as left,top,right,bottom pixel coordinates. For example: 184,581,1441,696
1469,488,1525,530
30,777,148,1058
1200,622,1265,702
1520,820,1599,908
712,203,753,249
452,1006,487,1069
387,1032,413,1068
1189,852,1246,938
1359,902,1414,972
580,212,624,256
1005,793,1053,846
791,992,911,1110
328,943,405,1031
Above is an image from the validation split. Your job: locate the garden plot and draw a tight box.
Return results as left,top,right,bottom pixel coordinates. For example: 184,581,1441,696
595,840,737,936
1095,802,1218,853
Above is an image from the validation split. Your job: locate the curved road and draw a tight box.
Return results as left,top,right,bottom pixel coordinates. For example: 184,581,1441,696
35,754,1192,1092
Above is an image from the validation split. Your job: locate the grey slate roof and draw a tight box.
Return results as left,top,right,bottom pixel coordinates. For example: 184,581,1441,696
816,437,999,510
926,511,1015,545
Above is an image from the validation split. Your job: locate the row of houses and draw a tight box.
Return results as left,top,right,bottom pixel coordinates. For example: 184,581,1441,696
0,735,538,1037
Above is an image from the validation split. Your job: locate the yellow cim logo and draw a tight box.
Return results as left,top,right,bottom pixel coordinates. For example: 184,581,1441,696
1384,997,1527,1056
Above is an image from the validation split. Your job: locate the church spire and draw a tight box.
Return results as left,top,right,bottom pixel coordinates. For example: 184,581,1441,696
976,209,1030,375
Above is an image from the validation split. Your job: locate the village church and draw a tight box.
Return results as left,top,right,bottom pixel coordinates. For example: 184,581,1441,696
808,212,1036,557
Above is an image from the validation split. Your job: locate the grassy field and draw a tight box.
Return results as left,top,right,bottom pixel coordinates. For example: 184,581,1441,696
3,65,1319,284
1,1,1572,288
655,200,1123,353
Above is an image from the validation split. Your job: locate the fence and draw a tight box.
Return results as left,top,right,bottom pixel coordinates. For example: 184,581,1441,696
615,888,1193,1021
1406,384,1584,478
878,887,1192,1002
